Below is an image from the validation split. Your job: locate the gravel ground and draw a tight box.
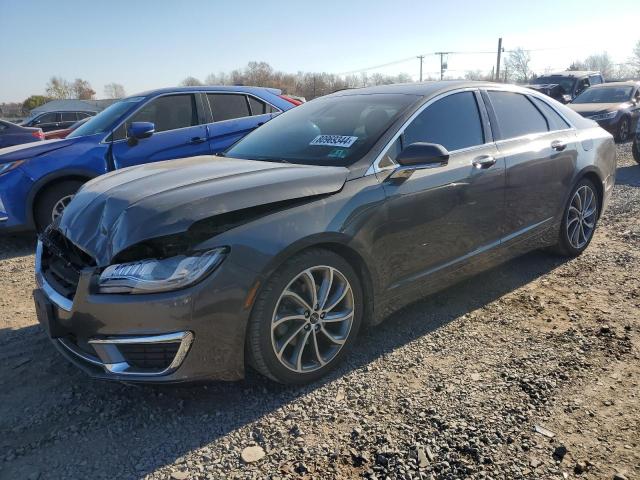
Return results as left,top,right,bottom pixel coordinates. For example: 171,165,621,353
0,144,638,480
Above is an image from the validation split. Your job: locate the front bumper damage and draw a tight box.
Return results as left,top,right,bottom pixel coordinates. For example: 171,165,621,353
34,241,256,383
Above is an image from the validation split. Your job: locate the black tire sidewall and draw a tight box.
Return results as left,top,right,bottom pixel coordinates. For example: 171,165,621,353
34,180,84,232
558,178,599,257
633,139,640,165
247,249,363,384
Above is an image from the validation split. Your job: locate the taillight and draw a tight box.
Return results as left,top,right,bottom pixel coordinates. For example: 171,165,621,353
278,94,303,106
32,130,45,140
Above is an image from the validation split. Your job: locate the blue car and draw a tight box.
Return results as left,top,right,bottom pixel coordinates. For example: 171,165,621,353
0,119,45,148
0,86,297,231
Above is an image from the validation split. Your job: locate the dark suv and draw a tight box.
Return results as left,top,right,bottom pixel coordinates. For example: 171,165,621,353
21,111,96,132
527,71,604,104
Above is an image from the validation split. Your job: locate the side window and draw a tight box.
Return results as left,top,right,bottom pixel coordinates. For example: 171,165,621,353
61,112,76,122
77,112,91,119
403,91,484,151
36,112,58,124
589,75,603,86
487,91,548,140
529,97,571,131
248,96,268,115
128,94,198,133
207,94,250,121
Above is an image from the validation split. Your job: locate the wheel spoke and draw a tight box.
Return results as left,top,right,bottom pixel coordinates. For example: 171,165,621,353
320,325,345,345
583,219,595,229
324,284,350,313
322,310,353,323
293,330,311,371
282,289,312,311
272,314,306,330
318,268,334,310
311,330,326,366
301,270,318,309
277,323,307,358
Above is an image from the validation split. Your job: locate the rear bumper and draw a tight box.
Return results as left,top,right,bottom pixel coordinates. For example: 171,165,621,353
34,241,257,383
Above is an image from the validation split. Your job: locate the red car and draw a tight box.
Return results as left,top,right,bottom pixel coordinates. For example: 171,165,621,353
44,117,90,140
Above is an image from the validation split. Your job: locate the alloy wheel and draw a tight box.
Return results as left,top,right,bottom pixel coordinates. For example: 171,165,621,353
566,185,597,249
619,119,629,143
270,265,354,373
51,194,74,222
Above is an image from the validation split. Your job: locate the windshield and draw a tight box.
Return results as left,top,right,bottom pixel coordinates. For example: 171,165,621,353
67,96,145,138
225,93,419,166
532,76,575,94
572,86,633,104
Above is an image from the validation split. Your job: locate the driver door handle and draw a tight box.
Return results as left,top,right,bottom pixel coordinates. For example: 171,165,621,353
472,154,496,169
189,136,206,144
551,140,567,151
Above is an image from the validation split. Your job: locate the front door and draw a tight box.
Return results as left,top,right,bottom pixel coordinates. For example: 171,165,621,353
377,90,506,294
111,93,210,169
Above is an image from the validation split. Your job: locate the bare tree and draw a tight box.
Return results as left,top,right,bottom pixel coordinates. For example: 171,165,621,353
104,83,126,99
505,48,531,83
570,52,614,79
464,70,492,81
630,40,640,77
180,76,203,86
71,79,95,100
45,76,72,99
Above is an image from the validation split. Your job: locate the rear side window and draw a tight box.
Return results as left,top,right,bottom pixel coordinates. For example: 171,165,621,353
248,96,268,115
589,75,603,85
530,97,571,131
77,112,92,119
61,112,76,121
487,91,548,140
207,94,250,121
128,94,198,133
37,112,58,123
403,91,484,151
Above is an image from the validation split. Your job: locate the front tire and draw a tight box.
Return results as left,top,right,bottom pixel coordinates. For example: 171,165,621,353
616,116,630,143
34,180,84,232
247,249,363,384
633,138,640,165
551,178,600,257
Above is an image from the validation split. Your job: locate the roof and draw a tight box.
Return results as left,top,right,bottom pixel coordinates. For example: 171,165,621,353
588,81,640,88
326,80,526,98
544,71,600,77
31,99,116,114
131,85,282,98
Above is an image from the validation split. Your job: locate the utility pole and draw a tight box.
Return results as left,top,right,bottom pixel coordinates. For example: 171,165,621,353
435,52,448,80
495,37,503,82
417,55,424,82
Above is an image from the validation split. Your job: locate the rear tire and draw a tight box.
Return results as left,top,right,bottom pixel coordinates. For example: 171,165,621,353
34,180,84,232
550,178,600,257
246,248,363,384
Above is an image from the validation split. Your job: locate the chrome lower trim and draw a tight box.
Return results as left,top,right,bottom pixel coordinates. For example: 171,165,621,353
0,216,7,222
35,240,73,312
57,337,104,366
87,331,194,377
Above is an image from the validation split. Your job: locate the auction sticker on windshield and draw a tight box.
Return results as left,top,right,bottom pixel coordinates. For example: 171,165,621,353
310,135,358,148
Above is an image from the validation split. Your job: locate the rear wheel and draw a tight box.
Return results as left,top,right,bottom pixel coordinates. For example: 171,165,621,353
247,249,363,384
551,178,599,257
616,116,630,143
34,180,84,232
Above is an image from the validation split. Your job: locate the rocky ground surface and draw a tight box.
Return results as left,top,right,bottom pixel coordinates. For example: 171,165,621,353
0,144,638,480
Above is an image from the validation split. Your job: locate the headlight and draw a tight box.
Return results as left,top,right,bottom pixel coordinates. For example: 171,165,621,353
98,248,227,294
0,161,25,176
590,111,618,121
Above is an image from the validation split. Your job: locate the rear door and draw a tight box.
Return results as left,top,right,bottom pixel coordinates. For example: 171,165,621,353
378,90,505,292
484,90,576,239
204,92,277,153
60,112,78,129
111,93,209,169
33,112,61,132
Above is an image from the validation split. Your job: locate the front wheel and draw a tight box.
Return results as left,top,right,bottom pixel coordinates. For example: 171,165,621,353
246,249,363,384
633,138,640,165
551,178,600,257
34,180,84,232
616,116,630,143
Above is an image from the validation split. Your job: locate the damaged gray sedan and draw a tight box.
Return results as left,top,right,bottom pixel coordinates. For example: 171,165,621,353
33,82,616,384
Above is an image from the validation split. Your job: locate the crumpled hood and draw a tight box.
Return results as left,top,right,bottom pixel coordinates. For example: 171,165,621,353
58,155,349,265
0,137,77,164
567,103,623,116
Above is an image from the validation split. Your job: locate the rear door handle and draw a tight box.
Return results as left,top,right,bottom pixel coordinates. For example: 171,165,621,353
189,136,206,144
472,154,496,169
551,140,567,151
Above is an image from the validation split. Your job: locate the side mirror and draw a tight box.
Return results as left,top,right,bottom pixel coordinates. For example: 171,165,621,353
127,122,155,146
388,142,449,182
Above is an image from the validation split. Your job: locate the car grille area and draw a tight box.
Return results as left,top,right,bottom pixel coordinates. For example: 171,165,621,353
39,227,96,300
118,342,181,370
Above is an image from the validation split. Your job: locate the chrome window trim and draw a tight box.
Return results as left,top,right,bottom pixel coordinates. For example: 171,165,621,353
102,90,282,145
366,87,487,176
35,240,73,312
